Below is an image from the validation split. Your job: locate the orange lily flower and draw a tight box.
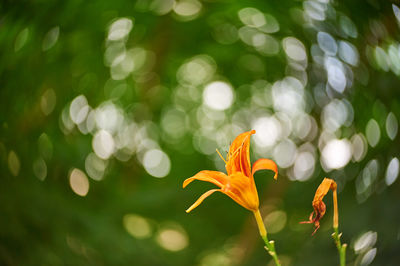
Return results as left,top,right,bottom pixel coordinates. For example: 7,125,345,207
301,178,338,235
183,130,278,236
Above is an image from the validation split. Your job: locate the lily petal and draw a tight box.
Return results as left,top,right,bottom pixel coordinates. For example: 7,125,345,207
252,158,278,180
223,190,252,211
301,178,337,234
222,172,259,211
226,130,255,176
183,170,228,188
186,189,220,213
312,178,336,206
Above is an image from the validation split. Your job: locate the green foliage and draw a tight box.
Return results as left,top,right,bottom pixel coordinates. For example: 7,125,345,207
1,0,400,265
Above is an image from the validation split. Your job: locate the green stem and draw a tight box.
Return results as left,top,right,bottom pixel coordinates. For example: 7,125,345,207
332,227,347,266
253,210,281,266
262,236,281,266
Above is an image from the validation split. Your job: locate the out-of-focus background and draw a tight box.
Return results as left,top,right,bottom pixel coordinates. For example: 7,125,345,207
1,0,400,265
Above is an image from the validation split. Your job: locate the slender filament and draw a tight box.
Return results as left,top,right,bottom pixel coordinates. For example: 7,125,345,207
216,149,227,164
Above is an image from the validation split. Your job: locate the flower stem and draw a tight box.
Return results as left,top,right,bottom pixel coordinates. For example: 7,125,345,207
332,188,346,265
253,210,281,266
333,189,338,229
332,227,347,266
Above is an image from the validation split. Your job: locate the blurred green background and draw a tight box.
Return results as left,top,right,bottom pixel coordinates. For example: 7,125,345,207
1,0,400,265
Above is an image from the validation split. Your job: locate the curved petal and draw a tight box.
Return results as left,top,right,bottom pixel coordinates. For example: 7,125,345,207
226,130,255,176
251,158,278,180
223,190,252,211
301,178,337,235
312,178,336,205
222,172,259,211
183,170,228,188
186,189,220,213
300,201,326,235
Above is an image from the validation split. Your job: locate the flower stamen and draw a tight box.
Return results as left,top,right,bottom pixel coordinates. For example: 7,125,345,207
216,149,227,164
